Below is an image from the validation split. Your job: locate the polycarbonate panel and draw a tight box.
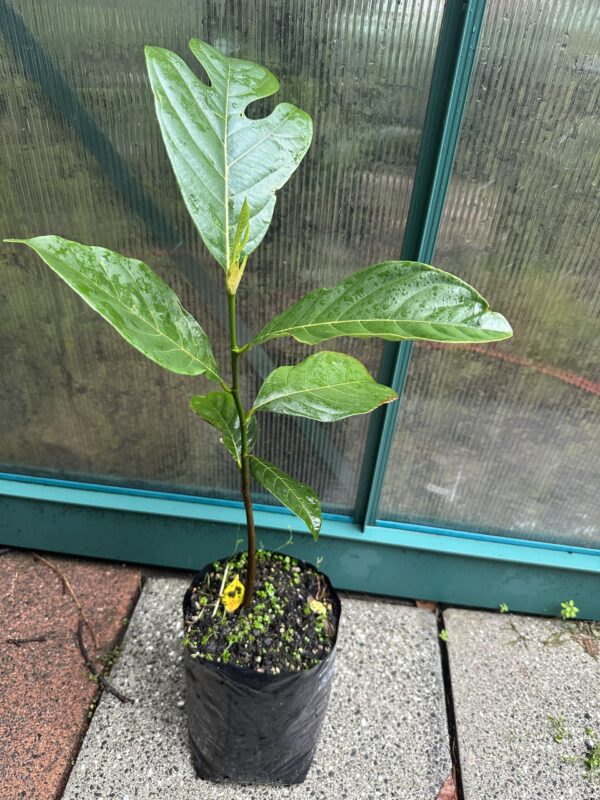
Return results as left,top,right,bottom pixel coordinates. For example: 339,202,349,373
380,0,600,546
0,0,443,511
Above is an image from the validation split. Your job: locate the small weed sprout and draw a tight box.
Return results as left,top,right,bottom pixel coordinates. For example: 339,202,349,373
584,728,600,775
273,531,294,553
499,603,510,614
548,719,600,779
560,600,579,620
439,628,448,642
548,714,567,743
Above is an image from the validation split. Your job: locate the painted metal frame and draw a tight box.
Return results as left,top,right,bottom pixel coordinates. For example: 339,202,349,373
1,475,599,618
2,0,599,618
354,0,489,527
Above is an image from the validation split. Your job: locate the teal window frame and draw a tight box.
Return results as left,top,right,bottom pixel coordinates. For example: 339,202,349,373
1,473,599,618
1,0,599,618
354,0,489,527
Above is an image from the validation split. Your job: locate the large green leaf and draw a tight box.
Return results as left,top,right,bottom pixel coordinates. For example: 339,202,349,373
250,261,513,347
249,455,321,540
145,40,312,270
190,391,257,467
249,352,397,422
6,236,222,381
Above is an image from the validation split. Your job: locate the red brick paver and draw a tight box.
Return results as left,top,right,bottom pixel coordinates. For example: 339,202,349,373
0,550,141,800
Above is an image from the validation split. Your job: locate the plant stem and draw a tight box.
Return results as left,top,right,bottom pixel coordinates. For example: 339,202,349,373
227,292,256,607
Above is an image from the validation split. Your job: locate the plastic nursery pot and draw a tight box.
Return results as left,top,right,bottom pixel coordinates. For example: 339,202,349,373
182,552,341,785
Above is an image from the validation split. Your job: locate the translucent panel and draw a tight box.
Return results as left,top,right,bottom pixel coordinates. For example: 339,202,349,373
380,0,600,546
0,0,443,512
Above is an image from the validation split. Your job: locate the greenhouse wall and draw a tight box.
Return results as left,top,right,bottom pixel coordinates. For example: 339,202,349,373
1,0,598,615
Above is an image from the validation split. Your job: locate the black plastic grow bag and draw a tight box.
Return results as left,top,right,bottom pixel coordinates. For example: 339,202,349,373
182,554,341,785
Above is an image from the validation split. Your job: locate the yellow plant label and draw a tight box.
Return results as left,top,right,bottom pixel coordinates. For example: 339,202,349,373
221,574,245,612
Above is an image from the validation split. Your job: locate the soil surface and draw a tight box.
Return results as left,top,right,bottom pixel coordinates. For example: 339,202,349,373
183,550,338,674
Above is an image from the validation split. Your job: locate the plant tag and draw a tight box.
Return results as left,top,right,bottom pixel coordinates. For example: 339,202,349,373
222,574,245,612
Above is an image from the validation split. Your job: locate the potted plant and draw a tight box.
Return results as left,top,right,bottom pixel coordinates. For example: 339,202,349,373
5,39,512,785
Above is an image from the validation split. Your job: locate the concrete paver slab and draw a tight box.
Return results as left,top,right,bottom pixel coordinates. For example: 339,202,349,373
445,608,600,800
62,578,451,799
0,550,141,800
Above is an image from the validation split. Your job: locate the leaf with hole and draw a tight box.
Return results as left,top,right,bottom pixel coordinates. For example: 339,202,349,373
6,236,222,381
250,260,512,347
250,351,397,422
145,40,312,270
250,455,322,540
190,391,257,467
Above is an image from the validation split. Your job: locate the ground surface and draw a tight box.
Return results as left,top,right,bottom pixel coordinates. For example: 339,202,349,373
2,553,599,800
0,550,141,800
445,608,600,800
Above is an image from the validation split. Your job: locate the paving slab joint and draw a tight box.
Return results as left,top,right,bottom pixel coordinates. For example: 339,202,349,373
437,608,464,800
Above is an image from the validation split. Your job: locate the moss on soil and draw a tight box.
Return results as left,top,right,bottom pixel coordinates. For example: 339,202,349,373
183,550,338,674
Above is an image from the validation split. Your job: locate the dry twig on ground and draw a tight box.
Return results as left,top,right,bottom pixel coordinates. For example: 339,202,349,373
32,552,99,649
5,635,48,646
76,620,133,704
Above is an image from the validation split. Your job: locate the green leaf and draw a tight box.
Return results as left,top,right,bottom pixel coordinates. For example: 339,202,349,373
5,236,222,381
249,455,321,540
250,351,397,422
145,40,312,270
250,261,513,347
190,391,257,467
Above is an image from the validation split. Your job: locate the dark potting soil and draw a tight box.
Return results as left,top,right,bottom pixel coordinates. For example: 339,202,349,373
183,550,338,674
